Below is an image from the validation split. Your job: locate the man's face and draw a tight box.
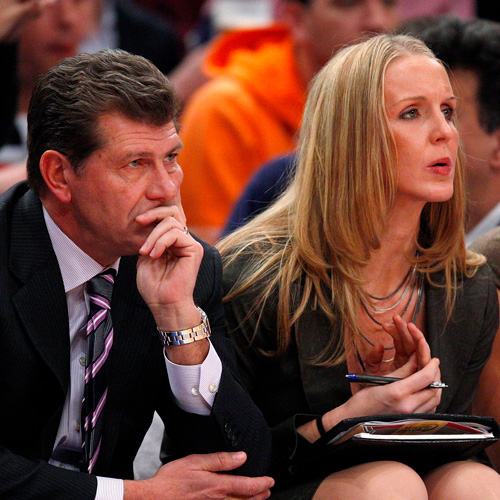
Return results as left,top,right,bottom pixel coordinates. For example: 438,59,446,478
452,69,499,189
18,0,97,82
62,113,184,265
300,0,399,69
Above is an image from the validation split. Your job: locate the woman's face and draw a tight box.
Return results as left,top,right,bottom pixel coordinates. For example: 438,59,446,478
384,54,459,208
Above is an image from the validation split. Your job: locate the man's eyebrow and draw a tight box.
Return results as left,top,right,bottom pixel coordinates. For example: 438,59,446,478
171,141,184,153
120,142,183,161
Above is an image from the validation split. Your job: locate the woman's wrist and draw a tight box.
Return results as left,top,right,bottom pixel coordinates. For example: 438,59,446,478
323,403,350,432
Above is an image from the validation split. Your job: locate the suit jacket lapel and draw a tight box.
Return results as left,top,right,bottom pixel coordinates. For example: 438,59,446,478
9,190,70,394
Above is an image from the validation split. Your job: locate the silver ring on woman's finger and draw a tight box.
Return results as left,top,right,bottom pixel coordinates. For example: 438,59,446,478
381,357,395,363
183,226,189,234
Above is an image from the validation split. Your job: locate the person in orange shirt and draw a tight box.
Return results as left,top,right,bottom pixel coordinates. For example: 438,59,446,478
178,0,399,244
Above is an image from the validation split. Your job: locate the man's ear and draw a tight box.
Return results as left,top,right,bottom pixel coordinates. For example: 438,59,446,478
279,0,309,44
490,129,500,172
39,150,74,203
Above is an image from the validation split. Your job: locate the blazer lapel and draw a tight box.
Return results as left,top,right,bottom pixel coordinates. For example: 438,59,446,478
425,274,484,412
295,306,351,414
9,190,70,393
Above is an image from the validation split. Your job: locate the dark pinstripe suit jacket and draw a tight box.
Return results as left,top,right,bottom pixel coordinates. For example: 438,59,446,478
0,183,271,500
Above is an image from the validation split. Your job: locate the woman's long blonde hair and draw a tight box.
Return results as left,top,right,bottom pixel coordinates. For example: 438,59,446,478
218,34,484,365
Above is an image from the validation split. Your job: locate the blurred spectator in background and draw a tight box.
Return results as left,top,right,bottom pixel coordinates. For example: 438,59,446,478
476,0,500,23
80,0,185,75
0,0,189,194
132,0,209,41
397,0,475,21
221,151,296,237
177,0,399,244
0,0,59,147
0,0,97,191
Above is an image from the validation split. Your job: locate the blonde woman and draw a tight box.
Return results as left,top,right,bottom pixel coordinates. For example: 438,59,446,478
218,34,500,499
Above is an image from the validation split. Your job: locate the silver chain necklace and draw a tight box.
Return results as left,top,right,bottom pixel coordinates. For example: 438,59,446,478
357,270,424,351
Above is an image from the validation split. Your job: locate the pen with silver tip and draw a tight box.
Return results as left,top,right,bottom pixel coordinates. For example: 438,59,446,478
346,374,448,389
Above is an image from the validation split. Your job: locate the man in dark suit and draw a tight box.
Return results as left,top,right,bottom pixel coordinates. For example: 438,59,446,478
0,48,273,499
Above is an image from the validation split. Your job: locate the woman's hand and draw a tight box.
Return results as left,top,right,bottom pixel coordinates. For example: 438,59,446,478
298,353,442,443
348,316,431,380
383,315,431,370
323,356,442,434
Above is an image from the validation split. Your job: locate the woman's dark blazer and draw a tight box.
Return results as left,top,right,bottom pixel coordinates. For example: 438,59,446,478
223,251,499,472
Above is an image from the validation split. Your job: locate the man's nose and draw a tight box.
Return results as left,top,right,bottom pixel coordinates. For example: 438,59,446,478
146,167,180,200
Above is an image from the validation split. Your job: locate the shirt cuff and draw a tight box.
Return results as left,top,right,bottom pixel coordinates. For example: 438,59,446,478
165,340,222,415
95,476,124,500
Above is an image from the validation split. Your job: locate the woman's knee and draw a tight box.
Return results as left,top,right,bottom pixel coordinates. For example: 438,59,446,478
313,461,428,500
425,461,500,500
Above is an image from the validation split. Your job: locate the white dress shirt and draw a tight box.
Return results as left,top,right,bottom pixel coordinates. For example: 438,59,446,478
42,208,222,500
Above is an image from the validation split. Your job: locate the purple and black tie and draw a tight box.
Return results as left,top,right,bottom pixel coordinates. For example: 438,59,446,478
81,269,116,474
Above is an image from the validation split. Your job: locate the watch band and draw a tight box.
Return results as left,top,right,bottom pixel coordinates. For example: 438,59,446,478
157,307,211,346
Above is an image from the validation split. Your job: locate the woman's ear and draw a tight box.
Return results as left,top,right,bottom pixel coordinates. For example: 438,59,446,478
39,150,74,203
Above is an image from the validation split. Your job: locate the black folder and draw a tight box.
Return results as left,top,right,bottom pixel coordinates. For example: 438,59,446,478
289,413,499,476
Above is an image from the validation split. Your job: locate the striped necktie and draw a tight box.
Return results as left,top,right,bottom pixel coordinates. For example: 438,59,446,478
81,269,116,473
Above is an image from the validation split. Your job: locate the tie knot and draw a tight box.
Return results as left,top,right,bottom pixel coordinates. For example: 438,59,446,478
87,269,116,309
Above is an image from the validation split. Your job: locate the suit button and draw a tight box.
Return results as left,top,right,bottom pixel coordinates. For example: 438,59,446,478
224,422,234,438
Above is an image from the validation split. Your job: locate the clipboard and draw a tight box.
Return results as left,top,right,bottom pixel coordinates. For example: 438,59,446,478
289,413,499,476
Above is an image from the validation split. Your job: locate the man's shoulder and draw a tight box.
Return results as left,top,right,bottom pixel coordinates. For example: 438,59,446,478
0,181,35,241
469,226,500,258
0,181,31,212
469,227,500,288
193,233,221,272
188,234,223,302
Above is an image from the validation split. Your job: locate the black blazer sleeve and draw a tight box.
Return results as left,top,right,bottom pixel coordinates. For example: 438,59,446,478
0,448,97,500
222,252,316,476
160,238,272,477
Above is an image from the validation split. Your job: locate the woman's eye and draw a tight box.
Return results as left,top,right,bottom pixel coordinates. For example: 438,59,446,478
400,108,419,120
442,107,454,121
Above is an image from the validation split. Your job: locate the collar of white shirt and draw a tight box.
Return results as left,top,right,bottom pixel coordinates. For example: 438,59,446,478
42,206,120,292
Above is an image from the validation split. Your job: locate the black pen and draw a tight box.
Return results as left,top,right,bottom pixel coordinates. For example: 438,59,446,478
346,374,447,389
